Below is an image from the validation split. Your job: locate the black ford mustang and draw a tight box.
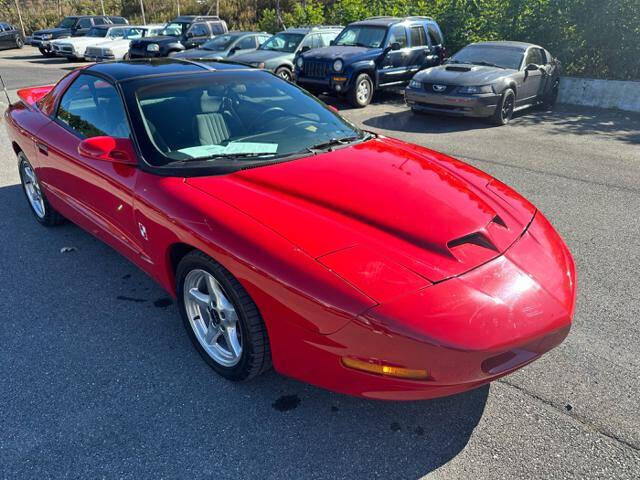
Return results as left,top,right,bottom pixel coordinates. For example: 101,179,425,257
405,41,561,125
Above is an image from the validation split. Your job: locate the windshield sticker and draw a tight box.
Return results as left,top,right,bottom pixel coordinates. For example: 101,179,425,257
178,142,279,158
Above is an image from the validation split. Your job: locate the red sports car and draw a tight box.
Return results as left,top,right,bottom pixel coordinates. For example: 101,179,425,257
5,59,576,400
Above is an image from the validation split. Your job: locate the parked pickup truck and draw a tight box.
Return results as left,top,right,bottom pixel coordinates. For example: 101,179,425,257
30,15,128,57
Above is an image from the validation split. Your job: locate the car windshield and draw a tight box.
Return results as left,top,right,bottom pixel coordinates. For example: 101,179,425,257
201,34,239,51
334,26,387,48
123,28,144,39
107,27,129,39
449,45,524,70
86,28,109,38
57,17,77,29
259,33,303,53
129,70,365,166
160,22,186,37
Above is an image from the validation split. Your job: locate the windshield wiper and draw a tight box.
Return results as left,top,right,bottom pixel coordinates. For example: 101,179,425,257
471,61,505,69
305,132,374,153
173,152,277,164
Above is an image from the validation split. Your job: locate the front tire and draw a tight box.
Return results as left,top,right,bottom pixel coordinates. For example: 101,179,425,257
490,88,515,126
18,152,64,226
275,66,292,82
176,251,272,381
39,47,55,58
348,73,373,108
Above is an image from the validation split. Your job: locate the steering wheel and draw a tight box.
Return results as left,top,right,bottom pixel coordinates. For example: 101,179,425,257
247,107,288,132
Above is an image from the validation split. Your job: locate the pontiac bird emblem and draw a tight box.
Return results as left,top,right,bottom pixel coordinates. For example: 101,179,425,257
432,84,447,92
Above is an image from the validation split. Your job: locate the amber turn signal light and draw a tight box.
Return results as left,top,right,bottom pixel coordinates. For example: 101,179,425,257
341,357,430,380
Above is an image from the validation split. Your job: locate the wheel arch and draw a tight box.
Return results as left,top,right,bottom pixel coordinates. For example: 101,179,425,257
166,242,197,293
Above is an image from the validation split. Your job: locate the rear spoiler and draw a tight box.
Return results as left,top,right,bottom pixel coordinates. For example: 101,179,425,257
17,85,54,105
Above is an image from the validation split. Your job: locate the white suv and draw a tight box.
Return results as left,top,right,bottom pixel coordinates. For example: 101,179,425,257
85,25,164,61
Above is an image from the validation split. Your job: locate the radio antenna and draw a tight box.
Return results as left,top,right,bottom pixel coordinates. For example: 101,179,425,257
0,75,11,106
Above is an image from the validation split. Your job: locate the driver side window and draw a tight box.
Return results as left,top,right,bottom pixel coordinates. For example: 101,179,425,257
77,18,92,29
387,25,407,48
525,48,544,66
57,75,131,139
188,23,208,37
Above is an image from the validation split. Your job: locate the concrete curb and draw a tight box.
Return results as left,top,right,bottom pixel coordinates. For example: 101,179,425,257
558,76,640,113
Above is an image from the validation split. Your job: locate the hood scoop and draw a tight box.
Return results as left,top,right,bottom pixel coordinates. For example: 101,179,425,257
448,232,498,252
445,66,472,72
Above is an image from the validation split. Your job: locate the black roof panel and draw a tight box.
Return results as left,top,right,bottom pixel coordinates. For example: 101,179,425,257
85,58,253,82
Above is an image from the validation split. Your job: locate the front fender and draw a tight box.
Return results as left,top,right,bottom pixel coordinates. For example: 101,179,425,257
347,59,378,85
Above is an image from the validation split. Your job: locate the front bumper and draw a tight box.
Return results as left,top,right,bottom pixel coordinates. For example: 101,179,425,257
271,211,576,400
296,72,353,94
85,54,115,62
405,87,501,117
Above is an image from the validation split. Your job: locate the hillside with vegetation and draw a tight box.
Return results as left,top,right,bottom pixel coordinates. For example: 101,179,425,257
1,0,638,80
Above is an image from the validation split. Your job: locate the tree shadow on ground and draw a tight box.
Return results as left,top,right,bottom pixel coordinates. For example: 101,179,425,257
0,182,488,479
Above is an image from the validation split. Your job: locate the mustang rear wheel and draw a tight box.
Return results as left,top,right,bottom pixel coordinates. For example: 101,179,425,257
490,88,515,126
176,251,272,381
18,153,64,226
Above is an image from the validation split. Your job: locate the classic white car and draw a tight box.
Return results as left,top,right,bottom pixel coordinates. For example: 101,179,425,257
50,25,135,60
84,24,165,61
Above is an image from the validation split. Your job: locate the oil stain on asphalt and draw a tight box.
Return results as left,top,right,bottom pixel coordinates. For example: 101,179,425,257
272,394,301,411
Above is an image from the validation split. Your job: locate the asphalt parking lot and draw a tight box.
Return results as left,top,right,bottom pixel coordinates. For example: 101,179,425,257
1,46,639,479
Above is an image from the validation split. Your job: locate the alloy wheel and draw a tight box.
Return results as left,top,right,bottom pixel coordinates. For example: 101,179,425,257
183,269,243,367
20,162,46,219
357,79,371,104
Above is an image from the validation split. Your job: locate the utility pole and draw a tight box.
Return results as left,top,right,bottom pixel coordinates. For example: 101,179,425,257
100,0,105,16
13,0,26,37
176,0,180,16
139,0,146,25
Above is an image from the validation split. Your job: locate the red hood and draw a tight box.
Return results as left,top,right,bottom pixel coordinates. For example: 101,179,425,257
186,137,536,283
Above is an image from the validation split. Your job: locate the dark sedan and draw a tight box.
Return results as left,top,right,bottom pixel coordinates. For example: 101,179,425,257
405,41,561,125
0,22,24,50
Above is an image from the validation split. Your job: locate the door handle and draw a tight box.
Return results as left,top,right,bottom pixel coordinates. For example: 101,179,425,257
37,142,48,155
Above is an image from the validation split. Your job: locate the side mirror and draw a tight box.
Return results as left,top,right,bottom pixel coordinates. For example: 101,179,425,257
390,42,401,51
525,63,539,71
78,136,137,165
329,40,336,46
300,45,310,53
185,31,194,39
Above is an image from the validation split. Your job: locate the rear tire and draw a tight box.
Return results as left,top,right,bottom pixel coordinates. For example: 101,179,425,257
176,250,272,381
123,52,130,61
15,37,24,49
490,88,515,126
18,152,64,227
348,73,373,108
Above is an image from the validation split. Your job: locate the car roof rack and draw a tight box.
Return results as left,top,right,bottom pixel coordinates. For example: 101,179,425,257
406,16,435,21
173,15,222,22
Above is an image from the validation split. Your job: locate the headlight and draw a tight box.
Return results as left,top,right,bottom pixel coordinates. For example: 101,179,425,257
250,62,265,68
457,85,494,94
409,80,422,89
296,57,304,69
333,59,343,72
146,44,159,52
42,33,52,39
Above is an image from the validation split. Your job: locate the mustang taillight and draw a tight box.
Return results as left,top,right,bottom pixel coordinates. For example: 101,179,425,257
341,357,430,380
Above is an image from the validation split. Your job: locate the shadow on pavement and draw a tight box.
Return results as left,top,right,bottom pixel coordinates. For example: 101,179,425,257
0,182,488,478
511,104,640,144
